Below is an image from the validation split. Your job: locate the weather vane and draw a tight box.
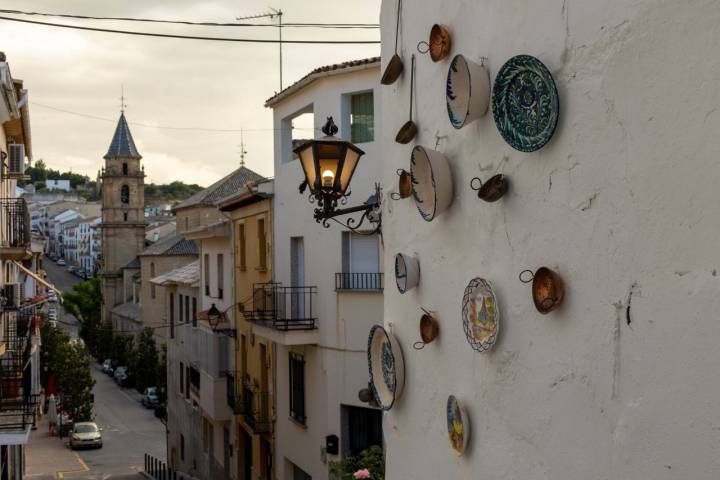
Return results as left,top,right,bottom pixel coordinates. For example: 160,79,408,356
120,84,127,113
239,130,248,167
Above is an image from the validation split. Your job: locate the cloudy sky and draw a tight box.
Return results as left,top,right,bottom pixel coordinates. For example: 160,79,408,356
0,0,380,186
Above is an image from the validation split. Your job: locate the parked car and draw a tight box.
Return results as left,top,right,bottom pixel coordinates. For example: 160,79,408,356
57,259,66,266
113,366,127,385
70,422,102,449
102,359,114,375
74,269,85,278
141,387,159,408
67,266,76,274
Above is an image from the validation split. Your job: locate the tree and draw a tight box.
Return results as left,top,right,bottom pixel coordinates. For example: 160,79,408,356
62,278,102,356
55,342,95,422
132,328,159,392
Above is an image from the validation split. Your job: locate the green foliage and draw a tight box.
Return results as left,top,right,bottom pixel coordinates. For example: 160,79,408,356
329,446,385,480
145,181,202,204
23,160,91,189
111,334,134,367
62,278,102,355
40,321,95,422
130,328,159,392
156,343,167,403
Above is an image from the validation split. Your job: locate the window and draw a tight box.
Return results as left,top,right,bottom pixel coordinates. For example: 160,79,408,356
257,218,267,270
342,405,383,456
189,364,200,392
169,292,175,339
289,352,306,424
150,263,156,299
185,365,190,399
238,223,246,271
340,232,381,289
350,92,374,143
121,185,130,204
204,254,210,296
185,296,190,326
192,297,197,327
123,212,128,222
179,294,184,323
122,163,128,175
179,361,184,394
180,434,185,461
217,254,224,299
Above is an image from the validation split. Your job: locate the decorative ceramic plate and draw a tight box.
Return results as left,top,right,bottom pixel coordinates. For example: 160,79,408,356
492,55,559,152
367,325,405,410
446,395,470,456
461,278,499,352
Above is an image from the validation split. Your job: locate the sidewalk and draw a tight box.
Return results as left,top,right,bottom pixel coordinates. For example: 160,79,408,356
25,413,89,479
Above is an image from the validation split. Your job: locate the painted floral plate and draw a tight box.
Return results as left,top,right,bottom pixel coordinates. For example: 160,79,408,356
492,55,559,152
447,395,470,456
367,324,405,410
461,277,499,352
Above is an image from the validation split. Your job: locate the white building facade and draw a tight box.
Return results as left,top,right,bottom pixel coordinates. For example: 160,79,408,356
378,1,720,479
265,58,384,480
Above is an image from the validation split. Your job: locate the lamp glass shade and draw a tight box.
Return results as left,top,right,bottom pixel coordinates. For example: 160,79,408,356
294,135,365,198
297,143,317,191
338,147,362,195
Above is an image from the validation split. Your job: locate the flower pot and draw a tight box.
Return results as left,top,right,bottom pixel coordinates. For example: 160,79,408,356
446,55,490,129
410,146,454,221
367,325,405,410
394,253,420,294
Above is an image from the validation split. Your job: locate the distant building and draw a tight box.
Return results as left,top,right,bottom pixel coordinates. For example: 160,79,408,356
45,179,71,192
145,220,176,244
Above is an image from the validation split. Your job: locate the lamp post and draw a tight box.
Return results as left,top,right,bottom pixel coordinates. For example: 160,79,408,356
295,117,381,233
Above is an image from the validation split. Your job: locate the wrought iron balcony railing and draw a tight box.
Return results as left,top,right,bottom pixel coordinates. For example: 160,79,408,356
243,283,317,331
242,384,270,434
0,350,38,432
225,371,244,415
0,198,30,251
335,272,384,292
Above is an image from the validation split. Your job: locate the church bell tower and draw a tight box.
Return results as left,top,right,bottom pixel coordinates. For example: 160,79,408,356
99,112,146,326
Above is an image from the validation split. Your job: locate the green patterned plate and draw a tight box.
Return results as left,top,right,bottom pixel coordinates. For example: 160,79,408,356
492,55,559,152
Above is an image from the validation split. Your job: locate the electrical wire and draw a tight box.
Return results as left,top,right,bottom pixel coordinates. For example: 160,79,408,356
0,16,381,44
30,102,318,133
0,9,380,29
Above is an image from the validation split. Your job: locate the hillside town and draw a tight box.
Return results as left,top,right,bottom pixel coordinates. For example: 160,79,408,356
1,1,720,480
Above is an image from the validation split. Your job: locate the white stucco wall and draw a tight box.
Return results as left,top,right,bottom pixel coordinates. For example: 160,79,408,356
380,1,720,479
270,65,384,479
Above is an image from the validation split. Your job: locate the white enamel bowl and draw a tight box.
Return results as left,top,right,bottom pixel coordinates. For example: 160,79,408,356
410,146,454,221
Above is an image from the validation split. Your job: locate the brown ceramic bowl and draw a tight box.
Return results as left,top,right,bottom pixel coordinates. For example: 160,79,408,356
532,267,565,314
397,169,413,198
477,174,509,202
420,312,439,343
429,24,452,62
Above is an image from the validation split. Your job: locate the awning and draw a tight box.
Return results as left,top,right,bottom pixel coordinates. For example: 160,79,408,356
12,261,63,300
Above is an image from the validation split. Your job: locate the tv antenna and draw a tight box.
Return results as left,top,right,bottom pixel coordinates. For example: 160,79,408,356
120,84,127,113
238,130,248,168
237,7,284,90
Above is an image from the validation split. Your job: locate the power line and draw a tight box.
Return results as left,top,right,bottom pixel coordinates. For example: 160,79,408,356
31,102,317,133
0,16,381,44
0,9,380,29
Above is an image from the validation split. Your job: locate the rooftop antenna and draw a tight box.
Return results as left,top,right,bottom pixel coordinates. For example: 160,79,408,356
239,130,248,168
120,84,127,114
237,7,283,90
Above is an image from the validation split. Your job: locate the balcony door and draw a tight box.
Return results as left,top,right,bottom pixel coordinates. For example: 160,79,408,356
290,237,304,319
342,233,380,289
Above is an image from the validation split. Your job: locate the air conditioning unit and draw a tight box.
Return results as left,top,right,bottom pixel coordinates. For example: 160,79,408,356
8,144,25,175
2,283,22,309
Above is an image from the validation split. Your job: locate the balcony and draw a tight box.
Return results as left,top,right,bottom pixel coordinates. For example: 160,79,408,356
244,283,319,346
225,371,243,415
0,198,31,260
335,273,384,292
242,384,270,434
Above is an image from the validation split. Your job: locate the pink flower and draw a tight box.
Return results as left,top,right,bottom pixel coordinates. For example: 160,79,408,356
353,469,371,479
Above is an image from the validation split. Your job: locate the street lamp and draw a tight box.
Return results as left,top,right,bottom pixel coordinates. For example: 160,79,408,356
295,117,381,233
205,303,237,338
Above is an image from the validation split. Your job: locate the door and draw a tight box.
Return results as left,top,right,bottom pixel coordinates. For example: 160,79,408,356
243,430,253,480
290,237,305,319
223,427,231,480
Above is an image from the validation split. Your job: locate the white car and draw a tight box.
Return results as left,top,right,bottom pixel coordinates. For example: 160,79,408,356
70,422,102,449
57,259,66,266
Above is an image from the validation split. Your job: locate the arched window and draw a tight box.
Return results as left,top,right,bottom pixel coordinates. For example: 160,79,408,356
122,163,128,175
121,185,129,204
123,212,128,222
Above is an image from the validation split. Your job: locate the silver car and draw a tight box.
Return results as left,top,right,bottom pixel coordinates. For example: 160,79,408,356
70,422,103,449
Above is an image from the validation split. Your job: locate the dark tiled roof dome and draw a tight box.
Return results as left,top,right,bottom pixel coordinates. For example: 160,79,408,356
105,113,141,159
174,166,265,210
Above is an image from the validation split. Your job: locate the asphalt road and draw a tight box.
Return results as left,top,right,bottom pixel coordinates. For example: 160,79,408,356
35,256,167,479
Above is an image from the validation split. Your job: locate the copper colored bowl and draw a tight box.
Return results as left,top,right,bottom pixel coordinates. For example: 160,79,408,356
429,24,451,62
381,54,404,85
471,174,509,202
521,267,565,314
414,310,439,349
397,169,413,199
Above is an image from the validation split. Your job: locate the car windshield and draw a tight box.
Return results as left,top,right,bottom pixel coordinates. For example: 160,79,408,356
146,388,156,395
74,424,98,433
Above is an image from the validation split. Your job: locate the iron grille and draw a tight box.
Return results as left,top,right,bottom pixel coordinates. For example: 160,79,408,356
225,371,244,414
0,198,30,249
242,382,270,434
335,272,384,291
244,283,317,331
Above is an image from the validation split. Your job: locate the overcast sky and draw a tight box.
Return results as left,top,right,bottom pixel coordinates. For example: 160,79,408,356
0,0,380,186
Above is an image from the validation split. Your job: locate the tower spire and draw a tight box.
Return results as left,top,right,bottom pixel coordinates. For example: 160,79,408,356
120,84,127,114
239,130,247,168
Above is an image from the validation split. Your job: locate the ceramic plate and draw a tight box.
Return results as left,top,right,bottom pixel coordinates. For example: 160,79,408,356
447,395,470,456
492,55,559,152
462,278,499,352
367,325,405,410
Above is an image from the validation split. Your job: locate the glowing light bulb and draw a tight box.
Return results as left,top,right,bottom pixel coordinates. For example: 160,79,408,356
322,169,335,187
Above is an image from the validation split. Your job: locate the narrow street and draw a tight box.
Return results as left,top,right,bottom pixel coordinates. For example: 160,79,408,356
26,257,166,479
